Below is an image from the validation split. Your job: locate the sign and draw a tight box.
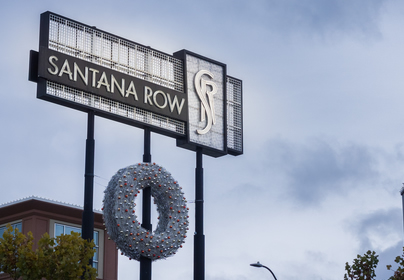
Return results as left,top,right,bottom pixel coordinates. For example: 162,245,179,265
175,50,227,156
29,11,243,157
38,47,187,121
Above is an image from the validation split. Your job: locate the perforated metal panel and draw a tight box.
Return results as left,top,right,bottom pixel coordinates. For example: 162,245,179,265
47,14,183,92
45,81,185,134
226,77,243,154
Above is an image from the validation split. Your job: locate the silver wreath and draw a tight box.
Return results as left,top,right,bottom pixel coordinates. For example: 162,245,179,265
103,163,189,261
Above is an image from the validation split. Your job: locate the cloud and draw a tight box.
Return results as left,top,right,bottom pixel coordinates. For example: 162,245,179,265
348,207,402,252
343,212,403,280
259,138,381,206
216,136,404,211
254,0,389,40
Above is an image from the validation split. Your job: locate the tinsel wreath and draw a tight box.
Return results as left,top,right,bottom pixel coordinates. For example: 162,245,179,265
103,162,189,261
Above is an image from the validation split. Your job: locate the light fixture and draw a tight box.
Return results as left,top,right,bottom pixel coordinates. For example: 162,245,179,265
250,262,278,280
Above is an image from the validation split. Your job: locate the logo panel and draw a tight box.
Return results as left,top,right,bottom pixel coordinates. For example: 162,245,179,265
194,70,217,135
185,54,225,152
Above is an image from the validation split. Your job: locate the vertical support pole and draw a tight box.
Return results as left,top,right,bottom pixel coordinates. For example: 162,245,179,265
194,147,205,280
143,127,151,163
401,185,404,240
140,127,152,280
82,111,95,267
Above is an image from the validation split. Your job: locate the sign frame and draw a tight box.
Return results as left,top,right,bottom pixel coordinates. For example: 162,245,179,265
174,49,228,157
30,11,188,139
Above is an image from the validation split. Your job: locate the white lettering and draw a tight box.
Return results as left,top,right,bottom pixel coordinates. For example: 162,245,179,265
73,62,88,85
111,75,125,97
126,81,138,100
144,86,153,105
97,72,110,92
89,68,99,88
153,90,167,109
194,70,217,135
45,54,185,120
48,55,58,75
167,93,185,115
58,59,73,80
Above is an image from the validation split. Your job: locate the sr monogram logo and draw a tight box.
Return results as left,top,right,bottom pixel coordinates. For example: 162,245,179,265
194,70,217,135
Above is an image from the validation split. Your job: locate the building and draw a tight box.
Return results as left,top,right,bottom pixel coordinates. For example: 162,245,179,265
0,196,117,280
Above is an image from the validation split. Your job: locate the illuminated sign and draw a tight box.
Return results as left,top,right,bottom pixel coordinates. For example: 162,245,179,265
29,11,243,157
174,51,227,156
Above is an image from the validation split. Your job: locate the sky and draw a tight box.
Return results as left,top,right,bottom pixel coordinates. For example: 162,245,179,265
1,0,404,279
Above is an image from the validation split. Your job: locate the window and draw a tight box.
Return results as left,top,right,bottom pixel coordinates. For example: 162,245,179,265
0,221,22,237
50,221,103,278
0,221,22,274
54,223,99,271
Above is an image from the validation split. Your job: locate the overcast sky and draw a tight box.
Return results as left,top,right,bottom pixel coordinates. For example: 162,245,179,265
1,0,404,279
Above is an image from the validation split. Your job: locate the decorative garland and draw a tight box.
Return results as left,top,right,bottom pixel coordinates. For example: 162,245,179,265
103,163,189,261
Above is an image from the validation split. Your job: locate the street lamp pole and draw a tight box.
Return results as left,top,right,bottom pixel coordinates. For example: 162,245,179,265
401,185,404,239
250,262,278,280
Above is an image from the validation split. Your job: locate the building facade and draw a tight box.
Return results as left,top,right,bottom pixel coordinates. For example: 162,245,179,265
0,196,117,280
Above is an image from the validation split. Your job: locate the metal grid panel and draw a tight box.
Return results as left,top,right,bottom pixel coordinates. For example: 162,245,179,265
226,77,242,152
46,81,185,135
48,14,183,92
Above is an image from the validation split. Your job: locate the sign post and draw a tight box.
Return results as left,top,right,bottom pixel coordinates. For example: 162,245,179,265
82,111,95,262
141,127,152,280
194,148,204,280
